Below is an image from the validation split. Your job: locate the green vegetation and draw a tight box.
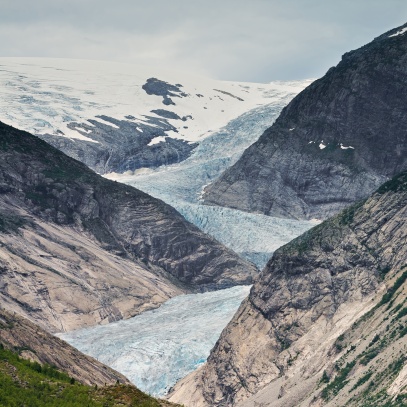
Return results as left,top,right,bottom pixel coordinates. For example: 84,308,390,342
358,392,407,407
0,213,27,233
334,334,346,352
396,307,407,319
0,345,177,407
376,171,407,195
350,357,407,406
320,265,407,405
320,370,330,384
378,270,407,306
321,361,355,400
350,371,373,392
339,199,366,226
360,348,380,366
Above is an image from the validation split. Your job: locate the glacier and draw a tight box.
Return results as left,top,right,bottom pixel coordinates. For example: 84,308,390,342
109,100,317,270
59,285,251,397
1,58,318,394
0,59,315,269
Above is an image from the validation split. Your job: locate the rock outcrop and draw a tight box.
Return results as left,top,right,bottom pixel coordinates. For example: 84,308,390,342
169,171,407,406
0,121,256,332
40,114,197,174
204,23,407,220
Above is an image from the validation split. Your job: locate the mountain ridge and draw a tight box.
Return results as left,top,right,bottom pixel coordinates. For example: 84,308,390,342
203,22,407,220
0,57,309,175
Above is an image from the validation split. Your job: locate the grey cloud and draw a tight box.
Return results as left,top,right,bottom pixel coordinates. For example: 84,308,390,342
1,0,407,81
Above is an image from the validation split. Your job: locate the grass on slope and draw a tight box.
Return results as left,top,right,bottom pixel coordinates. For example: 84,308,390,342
0,344,179,407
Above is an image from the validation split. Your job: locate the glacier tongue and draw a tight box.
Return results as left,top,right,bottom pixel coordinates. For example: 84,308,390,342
108,101,317,269
59,83,317,397
59,285,251,396
3,60,316,393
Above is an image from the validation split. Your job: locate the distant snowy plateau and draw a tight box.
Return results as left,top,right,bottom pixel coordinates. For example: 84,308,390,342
0,58,316,269
0,58,318,395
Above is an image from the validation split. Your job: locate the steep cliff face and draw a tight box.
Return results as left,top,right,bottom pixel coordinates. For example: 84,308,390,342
39,114,198,174
169,171,407,406
0,121,256,332
204,23,407,220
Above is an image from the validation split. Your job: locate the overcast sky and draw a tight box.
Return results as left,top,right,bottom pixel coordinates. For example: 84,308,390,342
2,0,407,82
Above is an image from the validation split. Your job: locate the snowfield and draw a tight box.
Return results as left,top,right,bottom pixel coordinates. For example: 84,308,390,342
0,57,309,145
0,57,315,268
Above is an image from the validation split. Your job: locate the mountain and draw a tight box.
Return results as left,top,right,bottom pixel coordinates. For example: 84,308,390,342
0,58,307,175
0,308,181,406
112,91,315,270
168,170,407,406
203,23,407,221
0,121,256,332
0,57,313,270
0,307,128,386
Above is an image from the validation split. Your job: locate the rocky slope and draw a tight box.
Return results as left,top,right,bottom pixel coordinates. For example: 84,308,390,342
204,23,407,220
169,170,407,406
0,121,256,332
0,307,128,386
0,308,182,406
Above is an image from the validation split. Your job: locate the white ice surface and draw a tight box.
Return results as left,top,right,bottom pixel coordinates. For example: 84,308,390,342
0,57,310,144
2,58,318,395
389,27,407,37
340,143,354,149
0,59,315,268
59,285,251,396
147,136,167,146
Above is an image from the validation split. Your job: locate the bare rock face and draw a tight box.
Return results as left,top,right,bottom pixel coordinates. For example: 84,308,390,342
0,308,129,386
40,114,197,174
204,23,407,220
169,171,407,406
0,121,256,332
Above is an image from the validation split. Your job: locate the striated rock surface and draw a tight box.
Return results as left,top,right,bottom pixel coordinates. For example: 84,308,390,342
169,171,407,406
0,121,256,332
40,114,198,174
204,23,407,220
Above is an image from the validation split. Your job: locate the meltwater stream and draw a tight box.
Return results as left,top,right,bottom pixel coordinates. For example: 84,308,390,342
60,285,251,396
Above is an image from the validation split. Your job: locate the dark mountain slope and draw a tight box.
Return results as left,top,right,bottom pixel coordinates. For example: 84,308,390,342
0,121,256,331
169,171,407,406
204,23,407,220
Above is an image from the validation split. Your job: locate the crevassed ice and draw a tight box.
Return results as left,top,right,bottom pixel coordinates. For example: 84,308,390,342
111,101,317,269
59,285,251,396
62,96,317,398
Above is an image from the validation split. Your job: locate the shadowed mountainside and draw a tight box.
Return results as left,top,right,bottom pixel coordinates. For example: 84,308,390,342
204,23,407,221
